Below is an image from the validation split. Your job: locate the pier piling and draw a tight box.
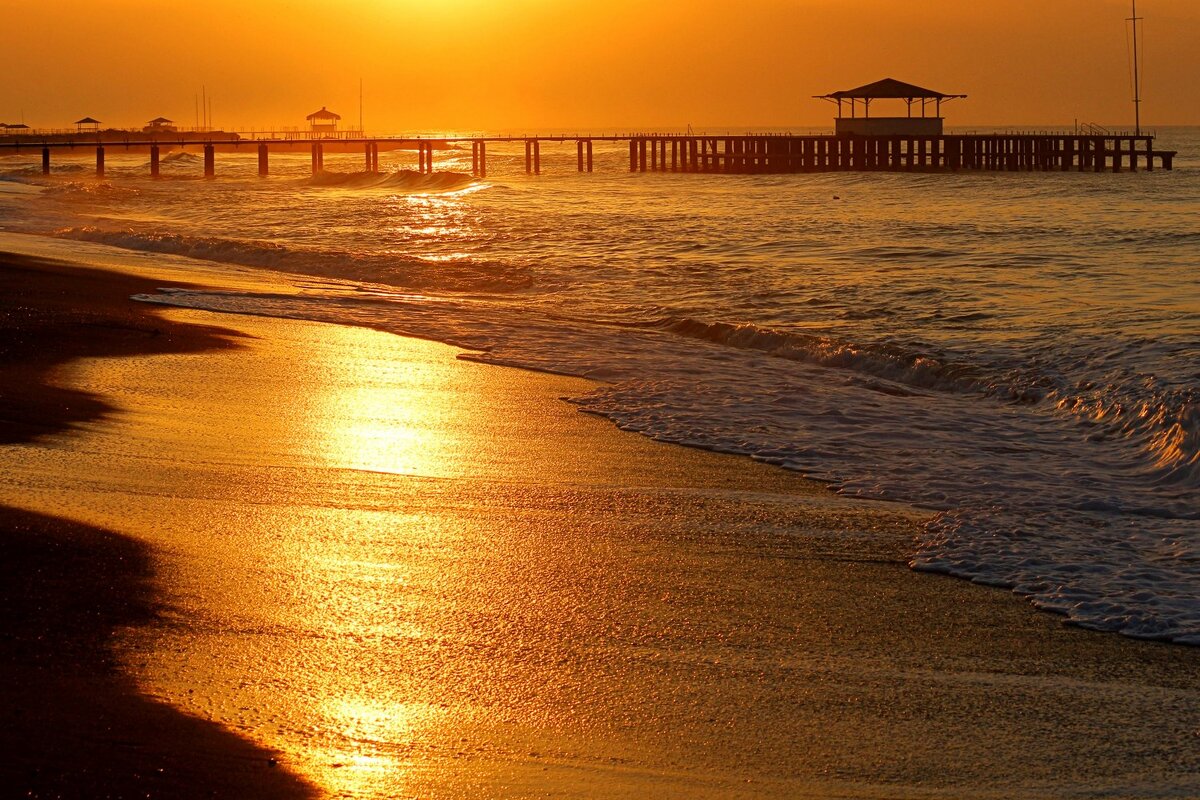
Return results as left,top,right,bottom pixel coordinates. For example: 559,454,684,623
203,144,215,178
150,145,160,178
258,144,269,177
41,147,50,176
95,146,104,178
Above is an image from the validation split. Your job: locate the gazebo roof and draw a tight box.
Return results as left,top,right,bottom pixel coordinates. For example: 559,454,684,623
148,116,174,124
75,117,101,125
306,106,341,121
816,78,966,101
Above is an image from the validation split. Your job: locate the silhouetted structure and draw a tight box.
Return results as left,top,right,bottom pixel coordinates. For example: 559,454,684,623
306,107,341,136
144,117,176,133
74,117,101,133
6,132,1176,178
816,78,966,136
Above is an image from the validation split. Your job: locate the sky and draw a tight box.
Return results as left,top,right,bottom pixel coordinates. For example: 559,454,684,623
2,0,1197,132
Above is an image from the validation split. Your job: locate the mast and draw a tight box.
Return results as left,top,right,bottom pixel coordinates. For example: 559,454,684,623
1129,0,1142,135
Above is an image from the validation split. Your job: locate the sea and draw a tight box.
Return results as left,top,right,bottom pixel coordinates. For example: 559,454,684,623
2,127,1197,645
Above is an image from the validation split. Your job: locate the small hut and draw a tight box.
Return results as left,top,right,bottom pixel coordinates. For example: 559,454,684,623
306,106,341,136
75,117,102,133
144,116,177,133
815,78,966,136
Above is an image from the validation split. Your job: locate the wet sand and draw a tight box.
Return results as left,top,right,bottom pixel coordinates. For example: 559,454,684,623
0,253,316,797
1,246,1198,798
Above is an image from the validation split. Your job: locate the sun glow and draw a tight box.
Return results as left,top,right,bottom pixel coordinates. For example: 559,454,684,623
3,1,1197,129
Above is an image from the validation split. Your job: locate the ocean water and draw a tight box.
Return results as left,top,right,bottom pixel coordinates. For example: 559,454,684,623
2,128,1198,644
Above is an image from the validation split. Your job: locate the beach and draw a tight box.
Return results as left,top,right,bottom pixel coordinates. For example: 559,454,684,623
2,241,1198,798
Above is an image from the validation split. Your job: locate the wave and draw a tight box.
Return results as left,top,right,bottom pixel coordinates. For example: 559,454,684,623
302,170,475,192
658,315,1200,483
659,316,983,393
53,226,532,293
1,163,88,179
160,151,201,164
42,181,141,200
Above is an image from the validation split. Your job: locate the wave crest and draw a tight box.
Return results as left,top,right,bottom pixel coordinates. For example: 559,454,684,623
303,170,475,192
54,226,533,294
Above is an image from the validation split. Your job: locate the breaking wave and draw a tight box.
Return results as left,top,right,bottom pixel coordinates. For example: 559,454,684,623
303,170,475,192
53,226,532,293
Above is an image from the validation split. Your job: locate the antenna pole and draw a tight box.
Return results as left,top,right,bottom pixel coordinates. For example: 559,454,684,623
1129,0,1142,135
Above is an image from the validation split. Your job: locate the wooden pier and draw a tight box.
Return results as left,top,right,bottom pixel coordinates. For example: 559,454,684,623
2,133,1177,178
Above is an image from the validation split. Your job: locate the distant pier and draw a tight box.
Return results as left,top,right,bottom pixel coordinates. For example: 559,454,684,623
3,133,1177,178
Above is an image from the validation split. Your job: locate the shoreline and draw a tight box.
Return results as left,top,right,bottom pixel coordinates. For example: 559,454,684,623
2,242,1198,798
0,251,316,797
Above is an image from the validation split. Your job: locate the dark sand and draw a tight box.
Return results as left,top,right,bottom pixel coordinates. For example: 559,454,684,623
0,254,316,798
0,254,240,443
1,248,1198,799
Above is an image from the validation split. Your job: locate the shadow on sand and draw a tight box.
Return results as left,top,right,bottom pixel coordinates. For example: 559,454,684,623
0,254,316,797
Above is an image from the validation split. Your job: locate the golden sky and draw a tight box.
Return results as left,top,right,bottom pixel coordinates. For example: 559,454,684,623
3,0,1197,131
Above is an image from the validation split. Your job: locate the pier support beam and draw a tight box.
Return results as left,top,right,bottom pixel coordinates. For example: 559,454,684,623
525,140,532,175
586,140,593,173
365,142,373,173
576,140,584,172
150,145,160,178
478,141,486,178
258,144,269,177
41,147,50,176
534,140,540,175
203,144,215,177
96,146,105,178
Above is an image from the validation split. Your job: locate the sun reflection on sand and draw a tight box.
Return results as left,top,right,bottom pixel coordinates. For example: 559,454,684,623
307,326,467,478
309,697,443,796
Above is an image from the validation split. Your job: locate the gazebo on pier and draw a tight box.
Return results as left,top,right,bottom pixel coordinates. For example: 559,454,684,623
306,106,341,136
74,117,102,134
815,78,966,136
144,116,176,133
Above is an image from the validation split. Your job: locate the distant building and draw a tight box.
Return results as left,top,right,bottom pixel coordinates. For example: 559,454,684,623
306,107,341,136
75,116,102,133
815,78,966,136
144,116,177,133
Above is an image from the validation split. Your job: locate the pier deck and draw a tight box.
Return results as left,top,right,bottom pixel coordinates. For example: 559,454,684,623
1,133,1176,177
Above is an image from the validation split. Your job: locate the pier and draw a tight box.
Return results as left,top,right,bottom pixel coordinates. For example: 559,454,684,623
2,132,1176,178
